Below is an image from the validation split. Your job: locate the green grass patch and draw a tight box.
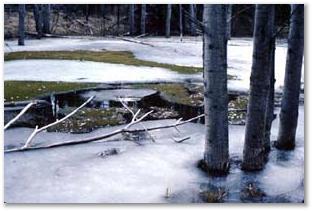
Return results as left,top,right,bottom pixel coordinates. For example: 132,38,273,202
4,50,202,74
4,81,98,102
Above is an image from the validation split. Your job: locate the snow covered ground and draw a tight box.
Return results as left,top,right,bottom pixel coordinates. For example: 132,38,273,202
4,106,304,203
4,36,304,92
4,59,201,83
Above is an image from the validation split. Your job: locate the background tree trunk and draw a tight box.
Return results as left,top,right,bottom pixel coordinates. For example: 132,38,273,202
242,5,275,171
18,4,25,46
226,5,232,40
140,4,146,35
202,5,229,175
33,4,43,39
42,4,51,34
189,4,196,36
165,4,172,38
276,4,304,150
179,4,183,41
129,4,135,35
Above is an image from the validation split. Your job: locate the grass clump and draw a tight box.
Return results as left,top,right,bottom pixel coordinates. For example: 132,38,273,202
4,80,98,102
5,50,202,74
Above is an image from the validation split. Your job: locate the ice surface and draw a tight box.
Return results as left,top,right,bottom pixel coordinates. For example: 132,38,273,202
4,106,304,203
4,36,304,92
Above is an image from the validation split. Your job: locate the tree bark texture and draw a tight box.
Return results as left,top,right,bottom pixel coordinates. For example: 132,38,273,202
165,4,172,38
18,4,25,46
33,4,43,38
129,4,135,35
203,4,229,175
276,4,304,150
42,4,51,34
242,5,275,171
141,4,146,35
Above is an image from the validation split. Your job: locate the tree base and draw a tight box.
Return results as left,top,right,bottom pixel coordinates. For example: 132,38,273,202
274,140,295,150
197,159,229,177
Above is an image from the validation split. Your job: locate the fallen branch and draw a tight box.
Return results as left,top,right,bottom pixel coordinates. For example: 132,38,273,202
172,136,191,143
5,113,204,153
118,37,155,47
4,102,35,130
22,96,95,149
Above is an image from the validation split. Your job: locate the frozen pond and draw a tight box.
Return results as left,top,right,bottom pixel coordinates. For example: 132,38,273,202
4,106,304,203
4,36,304,92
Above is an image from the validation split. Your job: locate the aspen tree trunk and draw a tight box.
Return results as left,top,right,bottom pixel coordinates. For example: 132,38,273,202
165,4,172,38
18,4,25,46
42,4,51,34
276,4,304,150
226,5,232,40
141,4,146,35
242,5,275,171
202,5,229,175
129,4,135,35
179,4,183,41
33,4,43,39
189,4,196,36
264,8,276,152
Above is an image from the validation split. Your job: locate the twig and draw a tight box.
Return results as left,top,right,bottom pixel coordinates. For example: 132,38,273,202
22,96,95,149
172,136,191,143
4,102,35,130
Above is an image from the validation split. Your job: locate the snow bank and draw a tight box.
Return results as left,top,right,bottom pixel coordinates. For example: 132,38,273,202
4,106,304,203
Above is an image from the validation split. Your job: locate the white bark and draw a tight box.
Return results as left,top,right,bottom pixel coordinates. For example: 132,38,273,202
203,5,229,175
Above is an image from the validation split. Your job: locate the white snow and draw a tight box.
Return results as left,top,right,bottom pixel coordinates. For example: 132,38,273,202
4,59,201,83
4,106,304,203
4,36,304,91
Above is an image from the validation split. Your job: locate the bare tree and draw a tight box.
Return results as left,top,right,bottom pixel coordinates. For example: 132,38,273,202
129,4,135,35
18,4,25,46
242,5,275,171
42,4,51,34
189,4,196,36
202,5,229,175
140,4,146,35
264,8,276,152
226,5,232,40
33,4,43,38
179,4,183,41
165,4,172,38
276,4,304,150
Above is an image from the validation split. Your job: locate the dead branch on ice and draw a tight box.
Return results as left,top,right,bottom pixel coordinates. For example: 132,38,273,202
21,96,95,149
4,101,35,130
119,98,156,142
4,113,204,153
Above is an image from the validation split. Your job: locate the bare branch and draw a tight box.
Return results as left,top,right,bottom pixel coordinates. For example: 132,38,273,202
22,96,95,149
5,113,204,153
4,102,35,130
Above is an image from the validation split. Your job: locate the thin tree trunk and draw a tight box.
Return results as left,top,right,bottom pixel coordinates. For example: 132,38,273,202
189,4,196,36
226,5,232,40
179,4,183,41
276,4,304,150
33,4,43,39
85,4,89,22
42,4,51,34
264,9,276,152
242,5,275,171
129,4,135,35
202,5,229,175
165,4,172,38
117,5,120,35
18,4,25,46
140,4,146,35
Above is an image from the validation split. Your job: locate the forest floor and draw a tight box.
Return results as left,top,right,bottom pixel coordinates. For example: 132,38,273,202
3,36,305,203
